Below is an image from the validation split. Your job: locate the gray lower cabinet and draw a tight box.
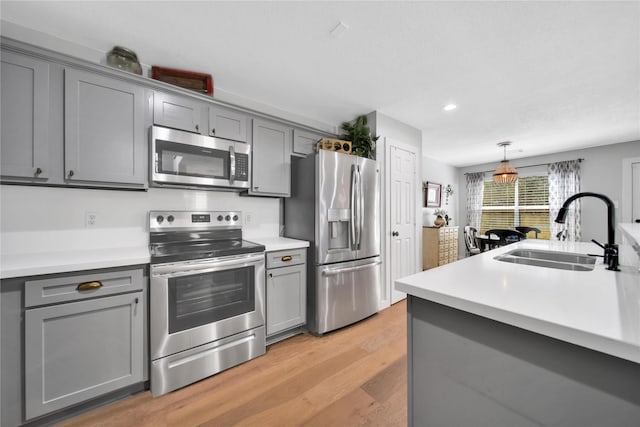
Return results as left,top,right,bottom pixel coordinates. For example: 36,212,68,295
266,248,306,342
209,105,248,142
1,266,147,427
249,119,292,197
408,296,640,427
292,129,322,156
25,293,143,420
0,50,51,181
153,91,203,134
65,68,146,187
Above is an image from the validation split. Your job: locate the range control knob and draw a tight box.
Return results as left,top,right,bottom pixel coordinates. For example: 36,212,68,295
156,215,164,224
167,215,174,223
225,215,231,221
233,214,239,221
217,215,224,221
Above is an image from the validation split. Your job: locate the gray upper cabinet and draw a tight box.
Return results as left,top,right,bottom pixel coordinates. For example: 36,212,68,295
209,105,248,142
1,51,50,181
153,91,203,133
250,118,292,197
65,68,146,187
292,129,322,156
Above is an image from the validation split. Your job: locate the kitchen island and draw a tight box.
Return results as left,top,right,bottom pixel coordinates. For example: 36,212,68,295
396,237,640,427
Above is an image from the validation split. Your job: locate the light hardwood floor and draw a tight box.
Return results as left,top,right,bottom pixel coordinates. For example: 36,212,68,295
57,300,408,427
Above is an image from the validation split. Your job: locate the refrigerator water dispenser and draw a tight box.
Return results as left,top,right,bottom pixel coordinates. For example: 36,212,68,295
327,208,350,250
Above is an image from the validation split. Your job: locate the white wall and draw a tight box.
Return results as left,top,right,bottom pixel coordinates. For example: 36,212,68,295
422,155,459,228
457,140,640,257
0,185,280,254
0,20,337,135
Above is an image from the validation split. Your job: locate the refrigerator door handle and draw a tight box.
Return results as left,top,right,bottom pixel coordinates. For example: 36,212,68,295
358,166,364,249
321,261,382,276
350,165,357,248
354,165,362,249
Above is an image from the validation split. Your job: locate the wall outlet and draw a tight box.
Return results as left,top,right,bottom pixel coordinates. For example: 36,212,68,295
245,212,253,224
85,211,98,227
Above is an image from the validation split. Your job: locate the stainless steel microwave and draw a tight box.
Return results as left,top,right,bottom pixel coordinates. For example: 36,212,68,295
150,126,250,190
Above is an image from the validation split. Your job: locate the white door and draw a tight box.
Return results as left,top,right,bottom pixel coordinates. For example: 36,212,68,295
633,161,639,223
388,141,419,304
622,157,640,223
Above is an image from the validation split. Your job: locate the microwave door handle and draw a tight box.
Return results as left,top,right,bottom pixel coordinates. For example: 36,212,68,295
229,145,236,184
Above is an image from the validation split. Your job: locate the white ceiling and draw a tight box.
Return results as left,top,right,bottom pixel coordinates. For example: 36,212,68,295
2,1,639,167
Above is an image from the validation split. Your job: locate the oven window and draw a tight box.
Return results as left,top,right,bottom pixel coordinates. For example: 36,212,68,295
156,140,229,179
168,266,255,333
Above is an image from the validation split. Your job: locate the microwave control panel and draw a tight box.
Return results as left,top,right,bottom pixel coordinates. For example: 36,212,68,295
235,153,249,181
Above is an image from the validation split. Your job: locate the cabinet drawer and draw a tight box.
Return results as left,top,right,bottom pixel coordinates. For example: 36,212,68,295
266,248,306,268
25,267,144,308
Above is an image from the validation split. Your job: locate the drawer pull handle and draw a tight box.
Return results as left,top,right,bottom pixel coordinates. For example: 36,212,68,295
281,255,293,262
77,281,103,291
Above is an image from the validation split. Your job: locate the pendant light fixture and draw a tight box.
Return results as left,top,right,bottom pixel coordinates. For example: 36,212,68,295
493,141,518,184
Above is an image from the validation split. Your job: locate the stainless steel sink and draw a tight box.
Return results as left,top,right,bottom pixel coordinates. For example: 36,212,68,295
494,249,597,271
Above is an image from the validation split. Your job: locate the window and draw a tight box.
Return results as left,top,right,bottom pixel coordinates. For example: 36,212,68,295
480,175,550,239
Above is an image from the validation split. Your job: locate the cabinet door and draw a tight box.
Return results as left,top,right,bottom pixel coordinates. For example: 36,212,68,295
266,264,306,336
251,119,292,196
292,129,322,156
24,292,143,420
65,69,146,186
1,51,50,180
153,91,203,133
209,105,248,142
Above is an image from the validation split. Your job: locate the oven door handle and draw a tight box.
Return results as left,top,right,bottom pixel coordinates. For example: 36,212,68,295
152,253,265,277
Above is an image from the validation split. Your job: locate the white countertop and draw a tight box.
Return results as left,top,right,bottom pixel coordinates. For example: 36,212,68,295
0,236,310,279
1,246,151,279
395,239,640,364
248,236,309,252
620,222,640,245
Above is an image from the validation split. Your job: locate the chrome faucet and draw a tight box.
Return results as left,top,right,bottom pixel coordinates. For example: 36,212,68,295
554,192,619,271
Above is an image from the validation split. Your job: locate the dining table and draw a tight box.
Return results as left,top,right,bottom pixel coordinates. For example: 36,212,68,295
475,234,502,252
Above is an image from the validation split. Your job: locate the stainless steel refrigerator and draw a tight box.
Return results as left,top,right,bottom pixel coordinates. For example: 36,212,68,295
284,150,381,335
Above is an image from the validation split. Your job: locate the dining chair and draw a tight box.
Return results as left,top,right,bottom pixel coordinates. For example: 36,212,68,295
464,226,481,256
485,229,526,248
515,226,541,239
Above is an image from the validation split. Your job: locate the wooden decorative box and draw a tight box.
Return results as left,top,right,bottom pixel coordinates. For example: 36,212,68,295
316,138,352,154
151,66,213,95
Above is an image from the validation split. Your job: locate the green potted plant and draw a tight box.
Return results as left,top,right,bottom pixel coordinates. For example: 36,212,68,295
340,115,380,160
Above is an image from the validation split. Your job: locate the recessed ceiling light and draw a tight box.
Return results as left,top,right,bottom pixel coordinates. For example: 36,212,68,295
443,104,457,111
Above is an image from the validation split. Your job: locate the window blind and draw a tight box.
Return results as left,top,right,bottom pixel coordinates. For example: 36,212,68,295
481,176,550,239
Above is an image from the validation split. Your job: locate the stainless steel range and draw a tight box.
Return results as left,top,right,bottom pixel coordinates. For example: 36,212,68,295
149,210,266,396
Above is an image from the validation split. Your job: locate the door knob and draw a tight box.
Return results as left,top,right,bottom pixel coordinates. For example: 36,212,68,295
392,231,399,237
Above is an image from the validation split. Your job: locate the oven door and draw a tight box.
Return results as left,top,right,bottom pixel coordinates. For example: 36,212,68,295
150,125,249,189
150,252,265,360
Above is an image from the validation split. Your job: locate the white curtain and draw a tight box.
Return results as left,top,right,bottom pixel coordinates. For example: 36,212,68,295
548,160,581,241
466,172,485,229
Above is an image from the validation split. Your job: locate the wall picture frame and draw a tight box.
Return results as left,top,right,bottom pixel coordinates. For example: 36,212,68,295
424,182,442,208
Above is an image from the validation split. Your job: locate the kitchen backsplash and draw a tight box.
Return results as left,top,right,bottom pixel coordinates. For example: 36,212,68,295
0,185,280,254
